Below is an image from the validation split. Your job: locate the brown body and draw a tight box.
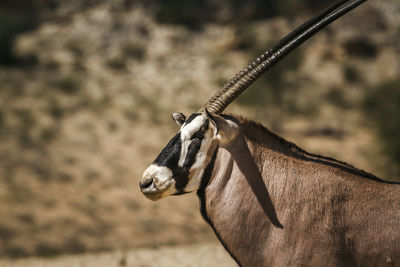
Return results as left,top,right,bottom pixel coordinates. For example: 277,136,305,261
201,115,400,267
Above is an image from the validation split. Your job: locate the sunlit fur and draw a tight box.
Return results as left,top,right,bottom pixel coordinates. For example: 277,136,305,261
141,113,400,266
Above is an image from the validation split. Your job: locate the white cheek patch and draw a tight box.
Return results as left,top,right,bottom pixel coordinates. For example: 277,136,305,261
181,116,207,139
178,140,189,167
191,146,207,170
185,133,216,192
178,115,207,167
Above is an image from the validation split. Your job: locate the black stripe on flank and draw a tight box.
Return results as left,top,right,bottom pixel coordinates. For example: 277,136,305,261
197,149,243,267
197,149,217,193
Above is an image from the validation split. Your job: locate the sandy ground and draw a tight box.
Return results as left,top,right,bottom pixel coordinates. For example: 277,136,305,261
0,243,237,267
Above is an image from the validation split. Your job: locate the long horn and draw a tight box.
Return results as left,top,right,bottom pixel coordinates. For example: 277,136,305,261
203,0,367,114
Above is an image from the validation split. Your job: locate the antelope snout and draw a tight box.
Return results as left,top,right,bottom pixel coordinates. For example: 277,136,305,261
139,177,154,190
139,165,174,200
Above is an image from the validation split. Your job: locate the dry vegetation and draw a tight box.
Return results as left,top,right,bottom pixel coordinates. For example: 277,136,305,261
0,0,399,264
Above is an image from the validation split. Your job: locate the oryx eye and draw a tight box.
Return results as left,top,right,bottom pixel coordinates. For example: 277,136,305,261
191,138,201,146
191,131,204,140
190,123,208,140
188,138,201,149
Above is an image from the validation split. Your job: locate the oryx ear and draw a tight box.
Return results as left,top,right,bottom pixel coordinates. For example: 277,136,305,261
172,113,186,126
204,109,239,145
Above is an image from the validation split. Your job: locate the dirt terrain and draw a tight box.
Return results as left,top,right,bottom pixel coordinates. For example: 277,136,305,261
0,242,236,267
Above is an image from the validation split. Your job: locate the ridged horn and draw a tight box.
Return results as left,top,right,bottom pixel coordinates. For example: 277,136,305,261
202,0,367,114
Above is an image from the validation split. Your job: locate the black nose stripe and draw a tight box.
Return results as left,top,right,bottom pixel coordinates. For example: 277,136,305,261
153,133,181,168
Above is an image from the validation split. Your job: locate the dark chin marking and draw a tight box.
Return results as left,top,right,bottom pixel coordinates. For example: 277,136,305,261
173,168,189,191
173,191,189,196
197,148,243,267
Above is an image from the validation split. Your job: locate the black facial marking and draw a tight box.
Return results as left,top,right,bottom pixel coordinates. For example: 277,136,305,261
153,133,189,191
183,118,209,169
183,138,202,168
174,136,202,193
153,133,181,168
173,191,190,196
153,117,211,194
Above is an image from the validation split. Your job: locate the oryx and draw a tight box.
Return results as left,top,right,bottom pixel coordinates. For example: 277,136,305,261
139,0,400,266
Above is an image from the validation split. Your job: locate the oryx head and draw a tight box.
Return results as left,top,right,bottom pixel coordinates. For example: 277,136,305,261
139,109,241,200
139,0,365,200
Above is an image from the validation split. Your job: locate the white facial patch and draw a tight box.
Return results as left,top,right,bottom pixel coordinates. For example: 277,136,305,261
184,129,218,192
178,115,208,167
141,165,175,193
181,115,207,139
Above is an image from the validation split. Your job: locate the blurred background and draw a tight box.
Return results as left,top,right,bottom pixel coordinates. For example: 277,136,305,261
0,0,399,266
